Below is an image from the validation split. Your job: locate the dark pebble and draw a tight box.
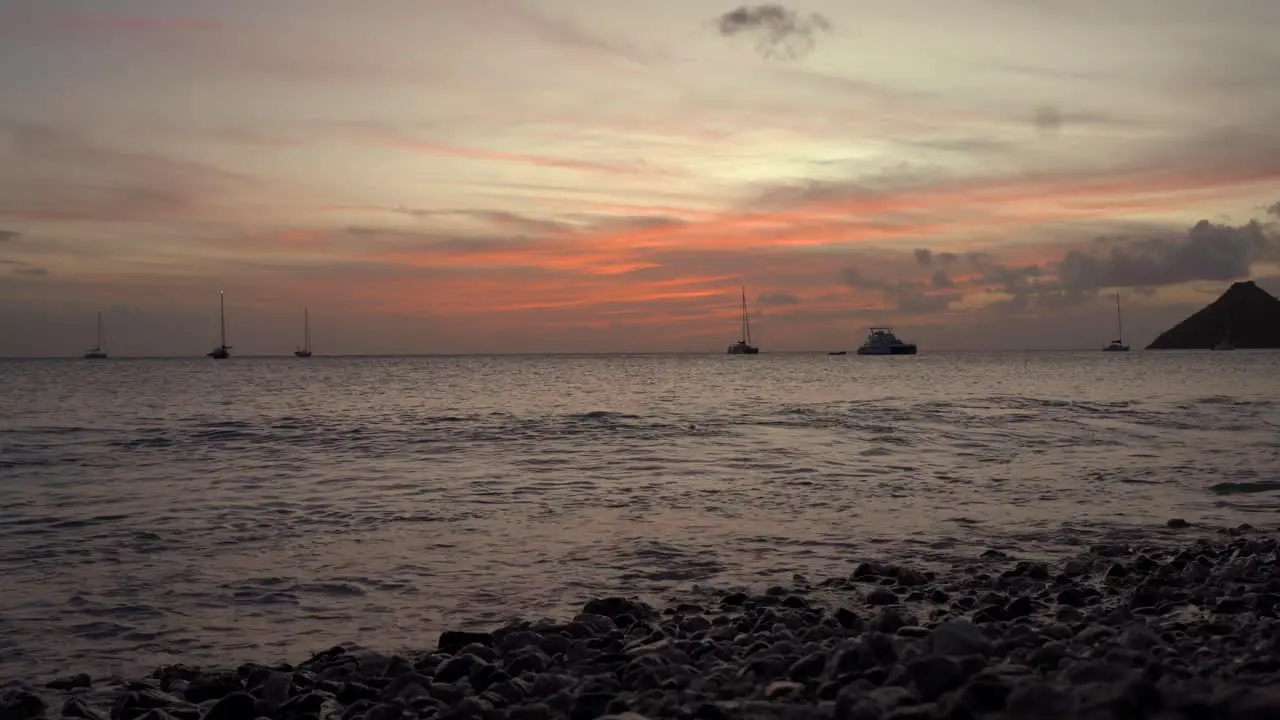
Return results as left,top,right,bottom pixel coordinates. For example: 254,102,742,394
582,597,654,621
183,673,241,704
47,672,93,691
835,607,864,630
201,692,256,720
788,651,827,681
0,691,46,720
867,588,899,606
438,630,493,654
906,655,966,701
1003,595,1034,620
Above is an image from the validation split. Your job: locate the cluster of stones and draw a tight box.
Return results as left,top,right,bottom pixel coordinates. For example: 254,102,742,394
5,525,1280,719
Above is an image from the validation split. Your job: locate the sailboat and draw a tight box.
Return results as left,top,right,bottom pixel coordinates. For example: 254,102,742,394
294,307,313,357
83,311,108,359
1102,292,1129,352
726,286,759,354
207,291,231,359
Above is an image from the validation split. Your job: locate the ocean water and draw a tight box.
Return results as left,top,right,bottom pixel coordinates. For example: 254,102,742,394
2,351,1279,680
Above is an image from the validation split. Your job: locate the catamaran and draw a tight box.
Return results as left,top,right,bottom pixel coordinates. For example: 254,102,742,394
726,286,759,354
1102,292,1129,352
856,327,918,355
207,291,231,359
294,307,313,357
83,310,108,359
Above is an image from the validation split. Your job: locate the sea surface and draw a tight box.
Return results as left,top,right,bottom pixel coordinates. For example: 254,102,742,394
2,351,1279,681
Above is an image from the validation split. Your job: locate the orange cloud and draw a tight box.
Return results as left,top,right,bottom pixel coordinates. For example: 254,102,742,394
106,146,1277,347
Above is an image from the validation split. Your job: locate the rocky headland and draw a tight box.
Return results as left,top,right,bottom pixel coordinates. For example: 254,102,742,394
1147,280,1280,349
5,523,1280,720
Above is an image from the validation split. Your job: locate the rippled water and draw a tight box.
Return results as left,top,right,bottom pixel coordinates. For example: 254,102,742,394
2,351,1279,680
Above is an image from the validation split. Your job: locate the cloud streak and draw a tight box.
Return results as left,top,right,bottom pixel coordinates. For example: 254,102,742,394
0,121,253,223
360,127,675,176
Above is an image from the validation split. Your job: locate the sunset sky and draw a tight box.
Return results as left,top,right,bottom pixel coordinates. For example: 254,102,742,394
2,0,1279,355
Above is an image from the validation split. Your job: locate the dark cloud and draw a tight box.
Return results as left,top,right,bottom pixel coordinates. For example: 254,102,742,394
390,206,684,238
904,214,1280,315
1031,106,1124,135
840,267,887,291
968,257,1097,314
978,262,1043,296
470,210,573,236
1057,219,1275,290
1268,201,1280,218
716,5,831,60
913,248,932,266
758,292,801,306
0,229,19,243
0,258,49,277
840,267,959,314
574,214,687,232
1033,105,1063,134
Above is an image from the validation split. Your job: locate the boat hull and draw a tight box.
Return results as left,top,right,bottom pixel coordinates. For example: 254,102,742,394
294,350,312,357
83,352,108,359
208,346,230,359
856,344,917,355
727,346,759,354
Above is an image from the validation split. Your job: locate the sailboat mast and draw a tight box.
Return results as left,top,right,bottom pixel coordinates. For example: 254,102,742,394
741,286,751,344
1115,292,1123,343
97,310,104,351
304,307,310,351
219,291,226,347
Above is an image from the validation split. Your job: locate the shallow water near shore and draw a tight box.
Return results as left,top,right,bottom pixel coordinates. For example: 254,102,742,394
2,350,1279,681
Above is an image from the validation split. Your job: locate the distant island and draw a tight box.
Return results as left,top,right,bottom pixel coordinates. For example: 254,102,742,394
1147,280,1280,349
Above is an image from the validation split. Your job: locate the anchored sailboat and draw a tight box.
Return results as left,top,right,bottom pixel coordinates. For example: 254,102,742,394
294,307,312,357
1102,292,1129,352
726,286,759,354
207,291,231,359
83,311,108,359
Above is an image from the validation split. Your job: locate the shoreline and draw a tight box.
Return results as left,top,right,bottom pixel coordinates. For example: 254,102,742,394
5,522,1280,719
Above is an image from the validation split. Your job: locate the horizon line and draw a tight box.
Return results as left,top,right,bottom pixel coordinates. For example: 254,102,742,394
6,348,1255,361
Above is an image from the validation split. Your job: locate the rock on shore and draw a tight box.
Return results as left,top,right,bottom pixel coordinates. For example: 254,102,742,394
5,526,1280,719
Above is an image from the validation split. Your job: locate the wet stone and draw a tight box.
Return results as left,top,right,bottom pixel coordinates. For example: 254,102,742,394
14,532,1280,720
47,672,92,691
866,589,899,606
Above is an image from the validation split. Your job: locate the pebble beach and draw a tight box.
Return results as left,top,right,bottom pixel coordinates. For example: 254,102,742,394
6,521,1280,720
